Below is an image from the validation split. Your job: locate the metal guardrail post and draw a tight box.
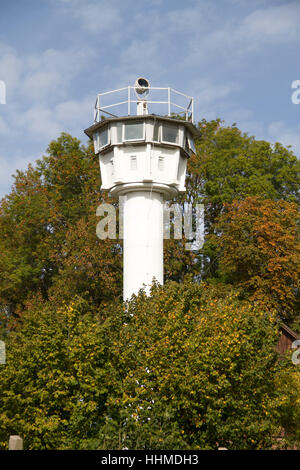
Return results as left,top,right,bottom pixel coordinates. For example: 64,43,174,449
92,85,194,123
128,86,130,115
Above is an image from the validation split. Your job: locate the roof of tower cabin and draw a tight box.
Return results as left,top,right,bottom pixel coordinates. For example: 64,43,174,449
277,323,300,358
84,114,200,141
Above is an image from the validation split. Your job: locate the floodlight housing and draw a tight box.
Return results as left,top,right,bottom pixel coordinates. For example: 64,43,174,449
134,77,150,95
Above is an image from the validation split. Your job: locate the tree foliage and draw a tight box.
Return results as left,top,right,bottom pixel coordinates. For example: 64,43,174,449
1,282,298,449
0,133,121,317
0,121,299,449
104,281,297,450
0,296,114,449
186,119,300,278
214,196,300,324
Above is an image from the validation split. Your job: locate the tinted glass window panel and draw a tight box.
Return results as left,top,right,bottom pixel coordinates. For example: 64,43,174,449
184,134,189,152
162,124,179,144
124,122,144,140
189,137,196,153
99,126,109,147
153,122,160,142
116,123,122,142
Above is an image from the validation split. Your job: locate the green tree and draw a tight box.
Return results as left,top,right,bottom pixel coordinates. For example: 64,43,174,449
0,295,114,449
103,281,297,450
0,125,299,449
0,281,298,449
186,119,300,278
0,133,122,318
214,196,300,325
274,368,300,449
1,124,299,318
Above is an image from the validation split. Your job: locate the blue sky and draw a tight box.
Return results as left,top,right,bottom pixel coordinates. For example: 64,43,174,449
0,0,299,198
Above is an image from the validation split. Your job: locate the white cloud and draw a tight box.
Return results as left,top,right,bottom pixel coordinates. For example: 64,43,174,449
182,1,300,67
15,105,62,141
166,3,214,33
0,116,9,135
0,50,23,96
267,120,300,156
0,152,36,197
190,78,237,108
55,95,95,131
0,39,96,145
22,48,95,103
242,2,300,42
0,43,95,104
70,1,122,34
9,93,94,143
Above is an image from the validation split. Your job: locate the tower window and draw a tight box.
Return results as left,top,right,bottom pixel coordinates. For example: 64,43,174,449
99,125,109,148
188,136,196,154
124,121,144,141
184,134,189,152
130,156,137,170
116,122,123,142
162,124,179,144
158,156,164,171
153,122,160,142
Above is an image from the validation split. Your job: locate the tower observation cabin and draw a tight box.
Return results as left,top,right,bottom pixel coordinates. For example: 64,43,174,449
85,78,198,301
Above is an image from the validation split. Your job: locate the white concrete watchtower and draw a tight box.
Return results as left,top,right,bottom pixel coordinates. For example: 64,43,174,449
85,78,198,301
